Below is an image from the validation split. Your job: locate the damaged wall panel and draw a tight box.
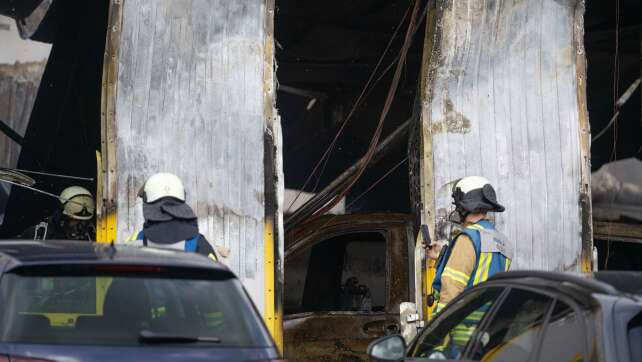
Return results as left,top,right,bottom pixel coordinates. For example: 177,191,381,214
422,0,591,270
113,0,269,308
0,62,45,223
0,62,44,167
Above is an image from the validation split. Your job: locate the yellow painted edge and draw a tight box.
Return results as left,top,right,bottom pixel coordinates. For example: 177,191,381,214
425,258,437,320
263,217,283,352
96,151,111,243
96,212,117,244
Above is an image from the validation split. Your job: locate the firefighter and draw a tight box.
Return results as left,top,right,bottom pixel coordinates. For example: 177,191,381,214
425,176,512,358
126,172,217,260
20,186,96,241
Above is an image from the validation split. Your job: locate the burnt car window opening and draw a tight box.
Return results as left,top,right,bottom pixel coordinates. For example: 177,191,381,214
409,287,504,358
537,300,587,362
285,232,386,313
469,289,553,362
0,267,272,347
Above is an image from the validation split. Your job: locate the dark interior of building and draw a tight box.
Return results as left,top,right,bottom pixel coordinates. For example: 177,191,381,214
275,0,425,225
0,0,107,237
585,0,642,270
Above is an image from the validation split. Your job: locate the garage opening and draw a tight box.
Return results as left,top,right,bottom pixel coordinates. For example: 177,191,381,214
276,0,426,357
277,0,426,232
0,1,108,238
585,0,642,270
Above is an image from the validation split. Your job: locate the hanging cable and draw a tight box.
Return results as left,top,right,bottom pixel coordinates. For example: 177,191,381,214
608,0,621,163
592,78,641,143
285,2,414,212
346,157,408,210
288,157,410,243
604,0,622,271
0,178,88,207
307,0,425,222
7,168,95,182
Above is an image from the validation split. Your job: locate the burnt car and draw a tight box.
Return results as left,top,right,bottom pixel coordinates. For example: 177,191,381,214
368,271,642,362
284,213,416,361
0,240,280,362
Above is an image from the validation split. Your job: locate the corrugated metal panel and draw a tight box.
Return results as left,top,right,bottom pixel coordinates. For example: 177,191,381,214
422,0,589,271
0,62,45,223
114,0,267,308
0,63,43,168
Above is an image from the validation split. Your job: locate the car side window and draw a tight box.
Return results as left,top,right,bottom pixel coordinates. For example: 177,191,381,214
537,300,587,362
409,287,504,359
469,288,553,362
284,232,386,313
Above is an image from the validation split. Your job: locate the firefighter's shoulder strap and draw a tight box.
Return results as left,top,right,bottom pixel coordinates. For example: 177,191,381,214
184,234,198,252
478,228,513,260
128,230,199,253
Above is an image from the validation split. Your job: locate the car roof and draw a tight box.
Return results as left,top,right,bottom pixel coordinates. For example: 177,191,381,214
0,240,231,274
489,270,642,299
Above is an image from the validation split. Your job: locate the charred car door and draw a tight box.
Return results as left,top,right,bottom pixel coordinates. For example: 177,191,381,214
284,214,413,361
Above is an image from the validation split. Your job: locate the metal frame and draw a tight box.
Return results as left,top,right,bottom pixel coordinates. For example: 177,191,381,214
573,0,594,273
262,0,283,352
415,0,438,322
96,0,123,244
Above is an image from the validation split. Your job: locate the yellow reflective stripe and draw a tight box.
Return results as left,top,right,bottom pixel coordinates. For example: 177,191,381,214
482,252,492,281
453,331,474,339
463,312,485,325
436,303,447,313
443,267,470,286
505,258,512,271
473,253,487,284
465,223,485,231
125,230,141,243
208,253,217,262
205,311,225,328
451,325,476,345
444,267,471,281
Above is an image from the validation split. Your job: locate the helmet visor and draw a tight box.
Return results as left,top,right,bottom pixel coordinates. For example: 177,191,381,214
63,195,95,220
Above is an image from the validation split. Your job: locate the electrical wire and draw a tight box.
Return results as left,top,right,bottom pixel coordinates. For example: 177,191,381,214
0,178,87,207
290,157,410,244
604,0,622,271
609,0,621,164
591,78,641,143
285,2,414,213
307,0,425,222
345,157,408,210
10,168,94,181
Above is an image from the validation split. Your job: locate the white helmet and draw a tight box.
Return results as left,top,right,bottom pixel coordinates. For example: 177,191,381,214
59,186,95,220
138,173,186,203
452,176,504,213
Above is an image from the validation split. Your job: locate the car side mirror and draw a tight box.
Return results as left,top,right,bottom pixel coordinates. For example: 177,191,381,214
367,334,406,361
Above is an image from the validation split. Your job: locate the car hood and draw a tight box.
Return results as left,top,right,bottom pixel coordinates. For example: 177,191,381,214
0,343,279,362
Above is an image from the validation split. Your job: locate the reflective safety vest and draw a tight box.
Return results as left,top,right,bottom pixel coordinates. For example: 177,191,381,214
126,230,218,262
432,220,513,311
431,220,512,357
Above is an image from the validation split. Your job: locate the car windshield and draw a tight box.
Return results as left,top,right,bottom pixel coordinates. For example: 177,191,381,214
0,265,272,347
